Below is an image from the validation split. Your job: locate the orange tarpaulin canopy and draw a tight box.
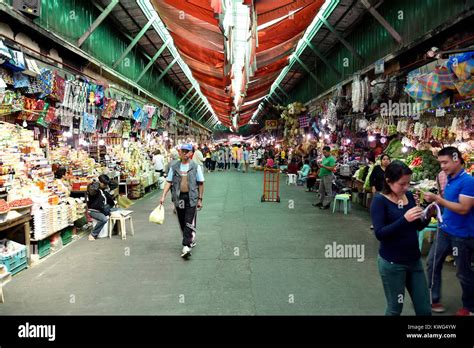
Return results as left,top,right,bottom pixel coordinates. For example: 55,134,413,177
155,0,323,128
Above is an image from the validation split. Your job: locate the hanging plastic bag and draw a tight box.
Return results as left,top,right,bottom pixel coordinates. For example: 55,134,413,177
149,204,165,224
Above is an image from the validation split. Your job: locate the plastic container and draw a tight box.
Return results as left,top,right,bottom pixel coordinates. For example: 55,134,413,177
61,228,73,246
0,240,27,275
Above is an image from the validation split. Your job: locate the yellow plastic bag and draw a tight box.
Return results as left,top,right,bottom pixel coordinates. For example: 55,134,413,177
149,204,165,224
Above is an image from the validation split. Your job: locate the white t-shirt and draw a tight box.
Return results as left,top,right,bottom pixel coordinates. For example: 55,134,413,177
193,150,204,166
166,162,205,182
153,154,164,171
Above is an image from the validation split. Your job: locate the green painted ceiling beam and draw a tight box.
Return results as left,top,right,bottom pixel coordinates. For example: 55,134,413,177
187,95,203,112
276,85,290,99
77,0,119,47
157,56,178,83
317,12,364,63
183,90,200,108
178,87,195,105
304,38,342,78
197,108,210,122
135,38,171,83
112,13,158,69
194,103,208,119
360,0,403,44
294,56,325,89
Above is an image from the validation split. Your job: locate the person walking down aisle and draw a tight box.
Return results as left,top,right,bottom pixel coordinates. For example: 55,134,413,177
224,145,231,171
423,147,474,316
218,146,225,171
243,146,250,173
369,153,391,229
152,150,165,178
211,149,218,172
232,144,239,170
371,161,434,316
313,146,336,209
160,144,205,259
193,145,205,172
237,144,244,172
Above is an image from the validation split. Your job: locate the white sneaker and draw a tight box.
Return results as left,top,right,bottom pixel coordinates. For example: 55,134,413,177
190,241,197,248
181,246,192,258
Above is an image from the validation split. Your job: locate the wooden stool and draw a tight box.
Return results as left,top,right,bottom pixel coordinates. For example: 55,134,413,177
109,212,134,240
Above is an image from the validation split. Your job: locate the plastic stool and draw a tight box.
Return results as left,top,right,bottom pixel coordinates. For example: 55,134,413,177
109,213,135,240
286,174,297,185
332,194,351,214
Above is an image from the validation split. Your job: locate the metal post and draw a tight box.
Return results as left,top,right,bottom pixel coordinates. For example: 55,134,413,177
157,57,178,83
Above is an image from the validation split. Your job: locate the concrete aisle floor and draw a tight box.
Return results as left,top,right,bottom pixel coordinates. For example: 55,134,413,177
0,170,461,315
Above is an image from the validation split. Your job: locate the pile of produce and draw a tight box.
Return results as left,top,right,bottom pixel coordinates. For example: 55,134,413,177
0,199,10,214
9,198,33,208
384,139,403,159
406,150,440,181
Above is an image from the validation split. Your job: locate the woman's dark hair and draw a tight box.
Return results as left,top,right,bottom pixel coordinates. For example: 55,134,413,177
323,146,331,152
438,146,465,165
55,167,67,179
380,153,391,161
382,160,412,194
304,159,310,165
98,174,110,185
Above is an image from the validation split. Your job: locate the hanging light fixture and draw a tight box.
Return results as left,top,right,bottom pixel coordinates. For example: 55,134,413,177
22,119,27,128
368,135,376,142
98,139,105,146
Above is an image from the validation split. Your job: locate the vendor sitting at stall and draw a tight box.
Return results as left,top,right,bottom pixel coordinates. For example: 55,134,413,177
54,167,71,197
306,162,320,192
87,175,117,241
297,159,311,185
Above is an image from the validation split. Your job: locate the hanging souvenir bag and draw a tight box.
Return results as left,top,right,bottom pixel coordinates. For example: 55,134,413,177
36,102,49,127
50,71,65,102
0,67,14,85
11,92,24,112
45,106,57,123
37,68,53,98
102,98,117,118
18,97,36,120
0,40,12,64
13,72,30,89
1,49,25,72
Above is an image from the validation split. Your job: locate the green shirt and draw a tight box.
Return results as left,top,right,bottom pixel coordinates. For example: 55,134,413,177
319,156,336,177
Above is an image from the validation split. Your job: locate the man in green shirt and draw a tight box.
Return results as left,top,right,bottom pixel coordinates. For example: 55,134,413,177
313,146,336,209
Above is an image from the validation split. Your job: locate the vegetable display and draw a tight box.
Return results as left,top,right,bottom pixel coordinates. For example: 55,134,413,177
407,150,440,181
